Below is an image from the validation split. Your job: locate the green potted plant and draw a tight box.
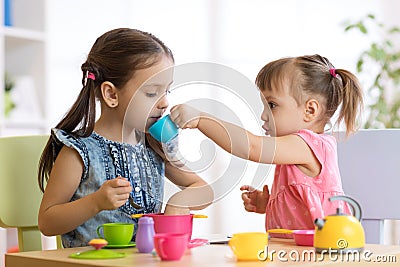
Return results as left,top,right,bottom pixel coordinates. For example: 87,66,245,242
344,14,400,128
4,72,15,117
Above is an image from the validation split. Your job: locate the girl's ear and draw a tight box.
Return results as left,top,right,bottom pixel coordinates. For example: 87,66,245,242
100,81,119,108
304,98,320,122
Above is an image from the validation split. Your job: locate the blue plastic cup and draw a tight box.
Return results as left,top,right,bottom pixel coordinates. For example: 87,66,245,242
148,115,179,143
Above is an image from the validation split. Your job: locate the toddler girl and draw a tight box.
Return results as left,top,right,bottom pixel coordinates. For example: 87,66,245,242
170,54,363,232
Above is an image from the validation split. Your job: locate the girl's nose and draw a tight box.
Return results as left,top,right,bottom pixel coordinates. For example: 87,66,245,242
157,93,169,110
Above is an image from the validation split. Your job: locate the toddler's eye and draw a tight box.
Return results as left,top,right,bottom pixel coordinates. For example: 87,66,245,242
268,102,276,109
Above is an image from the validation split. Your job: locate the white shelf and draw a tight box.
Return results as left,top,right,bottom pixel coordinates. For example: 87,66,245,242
3,26,45,42
0,0,47,137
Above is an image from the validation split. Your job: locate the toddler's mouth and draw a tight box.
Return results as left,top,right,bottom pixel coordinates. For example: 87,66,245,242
262,126,270,136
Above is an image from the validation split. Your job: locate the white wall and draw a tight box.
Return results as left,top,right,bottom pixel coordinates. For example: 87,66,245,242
44,0,400,242
45,0,400,127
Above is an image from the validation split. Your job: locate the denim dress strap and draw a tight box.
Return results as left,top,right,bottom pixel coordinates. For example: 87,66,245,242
51,128,90,180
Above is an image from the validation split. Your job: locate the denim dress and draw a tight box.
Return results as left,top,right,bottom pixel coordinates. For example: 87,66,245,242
52,128,166,248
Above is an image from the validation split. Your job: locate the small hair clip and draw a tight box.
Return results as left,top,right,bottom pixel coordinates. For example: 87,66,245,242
84,71,96,86
329,68,337,78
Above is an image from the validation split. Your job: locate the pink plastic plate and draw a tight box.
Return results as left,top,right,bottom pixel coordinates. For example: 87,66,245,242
187,238,208,249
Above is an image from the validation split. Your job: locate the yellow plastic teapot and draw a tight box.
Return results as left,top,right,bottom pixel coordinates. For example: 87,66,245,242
314,195,365,253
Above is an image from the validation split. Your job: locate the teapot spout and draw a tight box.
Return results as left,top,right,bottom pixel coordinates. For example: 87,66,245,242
314,218,325,230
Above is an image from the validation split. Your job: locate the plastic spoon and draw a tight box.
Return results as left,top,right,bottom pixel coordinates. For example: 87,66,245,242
131,214,208,219
129,195,143,210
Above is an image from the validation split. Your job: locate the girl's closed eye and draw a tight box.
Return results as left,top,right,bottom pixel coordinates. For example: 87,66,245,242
144,83,172,98
146,92,158,97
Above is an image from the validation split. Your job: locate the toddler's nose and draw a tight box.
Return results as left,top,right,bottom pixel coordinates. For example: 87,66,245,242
261,112,269,123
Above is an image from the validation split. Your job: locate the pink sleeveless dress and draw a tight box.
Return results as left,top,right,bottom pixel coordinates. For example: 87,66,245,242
266,129,351,233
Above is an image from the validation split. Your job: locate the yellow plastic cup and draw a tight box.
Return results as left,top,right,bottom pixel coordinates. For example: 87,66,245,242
228,232,269,261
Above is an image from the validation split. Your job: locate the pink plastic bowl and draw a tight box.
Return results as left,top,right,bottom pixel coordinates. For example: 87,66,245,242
143,213,194,241
292,230,314,246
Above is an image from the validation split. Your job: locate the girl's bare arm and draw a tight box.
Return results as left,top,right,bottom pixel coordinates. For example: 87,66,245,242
38,146,131,236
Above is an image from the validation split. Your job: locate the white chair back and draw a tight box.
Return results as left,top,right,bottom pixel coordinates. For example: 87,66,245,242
336,129,400,244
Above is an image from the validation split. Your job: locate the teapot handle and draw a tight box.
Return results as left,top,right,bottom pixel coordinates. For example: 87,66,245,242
329,195,362,221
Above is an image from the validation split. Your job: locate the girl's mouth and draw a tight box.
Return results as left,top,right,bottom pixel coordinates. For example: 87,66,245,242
150,116,161,121
148,116,162,126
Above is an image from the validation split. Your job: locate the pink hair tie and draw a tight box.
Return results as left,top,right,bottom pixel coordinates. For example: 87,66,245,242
87,72,96,81
329,68,337,78
84,71,96,86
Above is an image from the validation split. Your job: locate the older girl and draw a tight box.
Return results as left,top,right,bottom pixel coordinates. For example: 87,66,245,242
38,28,213,247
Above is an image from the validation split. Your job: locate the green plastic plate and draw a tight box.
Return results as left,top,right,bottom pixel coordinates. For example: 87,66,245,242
69,249,126,259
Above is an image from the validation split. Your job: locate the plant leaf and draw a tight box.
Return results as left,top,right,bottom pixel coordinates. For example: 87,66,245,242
357,22,368,34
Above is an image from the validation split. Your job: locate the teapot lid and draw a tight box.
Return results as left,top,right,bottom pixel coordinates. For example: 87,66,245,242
332,207,346,216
